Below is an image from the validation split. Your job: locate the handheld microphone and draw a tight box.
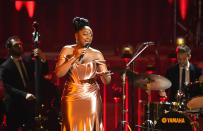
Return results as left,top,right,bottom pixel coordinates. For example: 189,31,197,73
143,41,155,46
79,43,90,61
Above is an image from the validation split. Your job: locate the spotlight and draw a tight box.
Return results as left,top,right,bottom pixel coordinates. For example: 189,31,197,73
176,37,185,45
121,45,133,58
15,0,36,18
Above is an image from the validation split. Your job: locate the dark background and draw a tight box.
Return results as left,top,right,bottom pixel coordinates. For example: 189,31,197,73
0,0,183,55
0,0,202,56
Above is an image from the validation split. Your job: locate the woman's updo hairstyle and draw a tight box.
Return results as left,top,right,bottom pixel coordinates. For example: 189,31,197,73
73,17,89,32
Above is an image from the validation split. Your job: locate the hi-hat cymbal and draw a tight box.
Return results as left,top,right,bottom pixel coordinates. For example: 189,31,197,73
134,73,171,90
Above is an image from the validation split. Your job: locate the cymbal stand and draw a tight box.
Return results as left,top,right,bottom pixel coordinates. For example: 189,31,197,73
117,69,132,131
126,43,151,127
117,43,154,131
143,83,154,131
126,42,153,131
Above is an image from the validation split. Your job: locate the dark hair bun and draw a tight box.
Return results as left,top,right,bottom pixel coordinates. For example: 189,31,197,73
73,17,89,32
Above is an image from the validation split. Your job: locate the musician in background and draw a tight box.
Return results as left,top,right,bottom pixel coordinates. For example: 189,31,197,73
0,36,48,131
161,44,203,102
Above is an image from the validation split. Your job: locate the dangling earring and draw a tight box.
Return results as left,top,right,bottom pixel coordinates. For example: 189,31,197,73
76,38,78,44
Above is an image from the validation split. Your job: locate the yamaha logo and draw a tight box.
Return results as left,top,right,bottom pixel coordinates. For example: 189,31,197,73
161,117,185,123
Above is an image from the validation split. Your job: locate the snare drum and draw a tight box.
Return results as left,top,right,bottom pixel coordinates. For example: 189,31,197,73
155,111,193,131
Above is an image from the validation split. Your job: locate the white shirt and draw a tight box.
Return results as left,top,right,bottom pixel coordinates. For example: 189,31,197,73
179,62,190,90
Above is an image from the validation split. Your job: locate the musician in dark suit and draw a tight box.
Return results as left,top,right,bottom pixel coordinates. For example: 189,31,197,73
161,45,203,102
0,36,48,131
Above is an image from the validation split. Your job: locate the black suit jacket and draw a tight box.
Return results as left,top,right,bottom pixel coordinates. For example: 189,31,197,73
165,63,202,101
0,55,48,115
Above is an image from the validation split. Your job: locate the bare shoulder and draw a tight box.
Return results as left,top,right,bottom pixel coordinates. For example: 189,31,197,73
60,44,75,56
89,47,104,60
63,44,74,51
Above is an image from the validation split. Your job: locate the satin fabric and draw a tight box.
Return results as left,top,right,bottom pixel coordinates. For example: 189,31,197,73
61,60,104,131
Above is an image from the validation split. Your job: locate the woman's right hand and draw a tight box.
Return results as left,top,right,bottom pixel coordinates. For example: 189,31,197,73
74,47,88,59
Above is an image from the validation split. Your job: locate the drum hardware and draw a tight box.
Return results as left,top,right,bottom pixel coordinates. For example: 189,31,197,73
169,101,185,112
135,125,162,131
116,121,132,131
134,73,172,131
143,86,154,130
116,43,171,131
117,43,154,131
176,89,185,103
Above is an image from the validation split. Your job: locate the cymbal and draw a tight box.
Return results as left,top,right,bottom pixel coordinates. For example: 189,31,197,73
187,96,203,110
134,73,171,90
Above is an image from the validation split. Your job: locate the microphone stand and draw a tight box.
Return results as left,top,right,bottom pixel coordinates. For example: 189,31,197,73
122,44,153,131
126,44,149,67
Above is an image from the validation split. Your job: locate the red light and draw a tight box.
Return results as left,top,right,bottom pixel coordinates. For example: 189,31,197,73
15,1,23,11
168,0,173,4
14,0,36,18
25,1,36,18
160,96,167,102
180,0,188,20
113,97,120,129
103,84,106,131
146,71,153,74
125,76,129,131
31,57,35,60
123,58,130,64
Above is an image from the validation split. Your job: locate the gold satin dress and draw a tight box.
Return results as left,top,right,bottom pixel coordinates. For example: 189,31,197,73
61,60,104,131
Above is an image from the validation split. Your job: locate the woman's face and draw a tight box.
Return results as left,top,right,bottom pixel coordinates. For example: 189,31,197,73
75,26,93,47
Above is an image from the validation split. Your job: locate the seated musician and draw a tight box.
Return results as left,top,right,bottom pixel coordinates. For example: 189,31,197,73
161,44,203,102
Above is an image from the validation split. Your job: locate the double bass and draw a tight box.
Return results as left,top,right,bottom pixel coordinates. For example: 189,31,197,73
32,21,47,130
32,21,62,130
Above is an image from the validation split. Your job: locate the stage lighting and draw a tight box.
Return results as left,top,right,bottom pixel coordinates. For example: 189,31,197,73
176,37,185,45
15,0,36,18
121,45,133,58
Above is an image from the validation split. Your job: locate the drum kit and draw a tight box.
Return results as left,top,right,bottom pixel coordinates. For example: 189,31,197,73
115,43,203,131
133,73,203,131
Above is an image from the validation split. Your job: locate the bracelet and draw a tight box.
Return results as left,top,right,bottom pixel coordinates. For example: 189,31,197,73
97,71,113,76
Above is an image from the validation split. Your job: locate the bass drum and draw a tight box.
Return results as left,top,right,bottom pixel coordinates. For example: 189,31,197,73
155,111,193,131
